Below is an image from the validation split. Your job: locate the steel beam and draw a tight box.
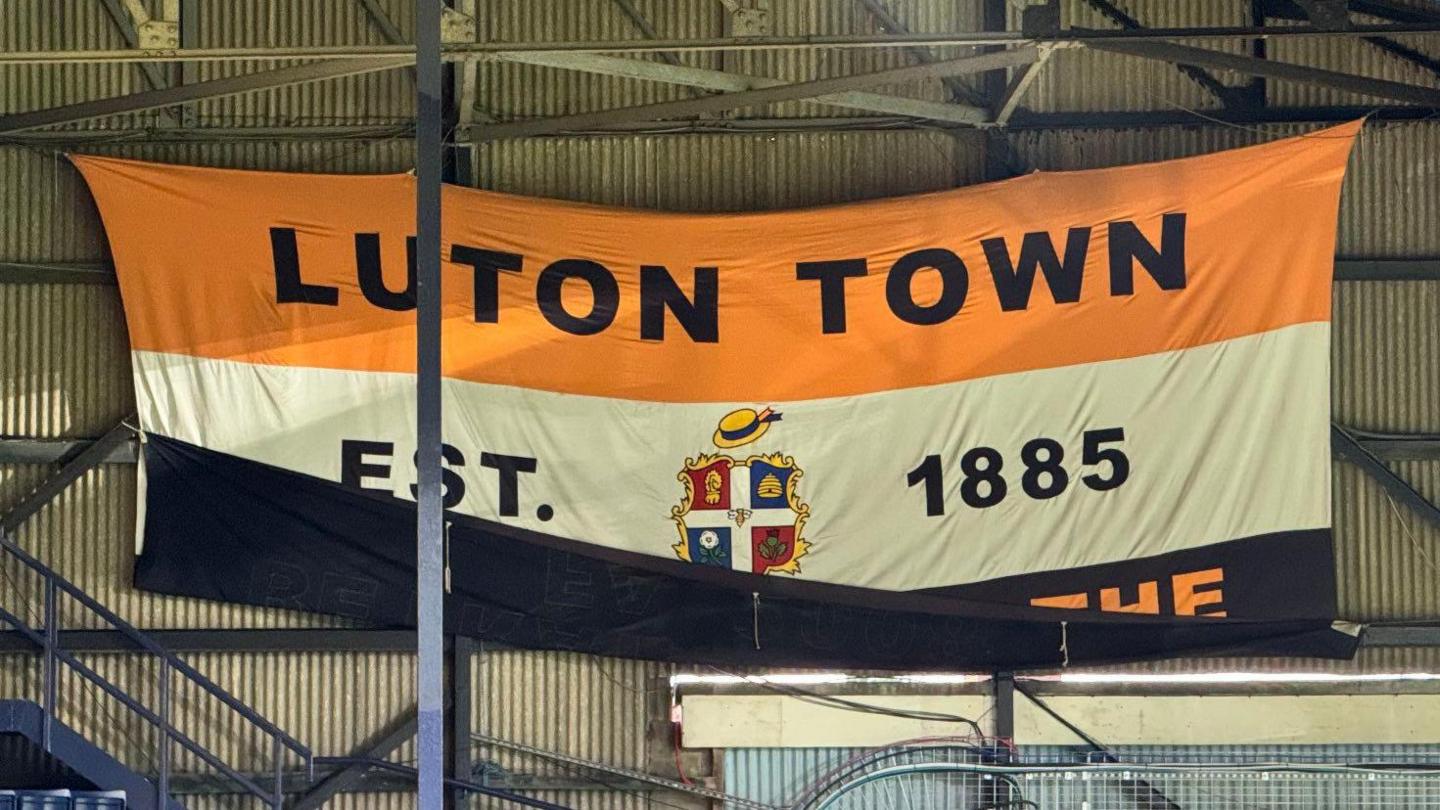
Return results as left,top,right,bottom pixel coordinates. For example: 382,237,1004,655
177,0,199,127
292,707,418,810
1,419,135,535
314,758,571,810
1272,0,1440,74
1082,0,1246,107
986,671,1017,808
993,672,1016,742
451,635,475,809
357,0,406,45
1085,39,1440,106
0,628,442,653
478,47,1037,139
1351,0,1440,23
455,0,482,137
1364,625,1440,646
854,0,992,107
611,0,697,86
0,105,1434,135
0,261,114,284
994,44,1057,124
11,24,1440,66
96,0,173,94
168,769,656,795
493,51,992,125
0,124,414,144
1006,103,1438,127
473,731,755,807
1364,36,1440,81
0,57,411,133
414,1,448,807
1333,424,1440,534
0,438,136,464
1348,430,1440,461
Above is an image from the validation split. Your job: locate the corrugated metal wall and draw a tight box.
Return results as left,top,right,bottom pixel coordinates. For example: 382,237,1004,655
2,1,1440,807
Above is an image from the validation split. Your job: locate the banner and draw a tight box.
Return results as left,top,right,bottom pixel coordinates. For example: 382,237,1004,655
75,121,1362,669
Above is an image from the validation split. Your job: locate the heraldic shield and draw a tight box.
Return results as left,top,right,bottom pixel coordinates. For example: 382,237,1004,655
671,452,812,575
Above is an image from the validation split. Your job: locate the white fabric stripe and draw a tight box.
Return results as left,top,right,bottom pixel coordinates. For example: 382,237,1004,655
131,323,1329,592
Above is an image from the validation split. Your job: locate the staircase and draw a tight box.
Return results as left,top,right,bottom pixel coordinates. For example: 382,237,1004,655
0,533,312,809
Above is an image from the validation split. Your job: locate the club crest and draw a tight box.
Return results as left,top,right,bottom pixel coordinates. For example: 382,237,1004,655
670,407,812,575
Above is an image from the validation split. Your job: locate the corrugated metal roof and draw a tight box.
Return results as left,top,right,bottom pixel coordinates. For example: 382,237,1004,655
1,0,414,131
478,0,721,121
1267,12,1440,108
0,0,162,131
187,0,413,128
478,130,985,209
1012,0,1252,114
728,0,980,119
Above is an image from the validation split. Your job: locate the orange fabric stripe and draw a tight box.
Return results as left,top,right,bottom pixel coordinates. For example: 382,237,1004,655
74,121,1358,403
1031,594,1089,610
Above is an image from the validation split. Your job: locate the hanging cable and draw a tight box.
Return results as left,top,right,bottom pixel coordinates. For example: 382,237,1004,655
705,665,987,737
1012,682,1180,810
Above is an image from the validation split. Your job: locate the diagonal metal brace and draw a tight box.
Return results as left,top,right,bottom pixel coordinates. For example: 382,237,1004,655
854,0,993,107
1086,39,1440,106
478,47,1037,139
0,58,412,133
1082,0,1250,108
292,705,418,810
1332,423,1440,534
1,417,136,536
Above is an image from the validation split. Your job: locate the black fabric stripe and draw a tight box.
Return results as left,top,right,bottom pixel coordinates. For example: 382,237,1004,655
134,435,1355,670
918,529,1336,620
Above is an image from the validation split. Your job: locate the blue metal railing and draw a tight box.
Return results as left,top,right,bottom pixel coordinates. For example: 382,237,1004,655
0,534,312,809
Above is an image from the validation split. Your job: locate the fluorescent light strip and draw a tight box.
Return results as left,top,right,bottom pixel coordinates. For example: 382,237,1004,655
670,672,1440,687
1057,671,1440,684
669,672,988,687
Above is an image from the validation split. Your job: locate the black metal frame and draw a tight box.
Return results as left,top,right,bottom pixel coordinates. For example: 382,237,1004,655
0,534,312,809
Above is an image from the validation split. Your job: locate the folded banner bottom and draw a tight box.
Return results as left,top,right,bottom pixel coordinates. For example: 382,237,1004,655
135,434,1357,669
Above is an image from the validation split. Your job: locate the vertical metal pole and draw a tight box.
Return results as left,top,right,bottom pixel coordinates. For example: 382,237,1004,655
42,578,57,752
1248,0,1268,105
451,635,475,810
988,671,1016,809
993,671,1015,747
272,735,284,809
415,0,447,808
980,0,1009,112
177,0,198,126
157,659,170,810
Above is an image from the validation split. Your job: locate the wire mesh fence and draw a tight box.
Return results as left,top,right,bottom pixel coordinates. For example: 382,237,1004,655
803,764,1440,809
728,739,1440,809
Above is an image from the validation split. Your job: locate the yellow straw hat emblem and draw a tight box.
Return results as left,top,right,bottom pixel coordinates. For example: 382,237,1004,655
713,407,782,449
